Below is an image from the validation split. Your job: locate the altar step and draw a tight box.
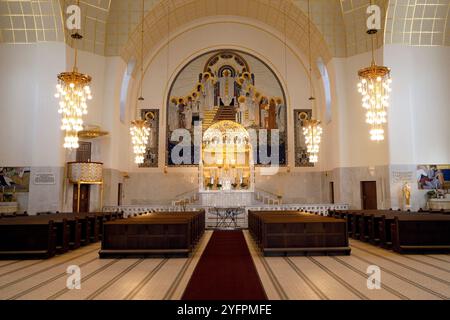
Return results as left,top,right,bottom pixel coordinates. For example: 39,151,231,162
213,106,236,122
202,106,219,132
172,190,282,208
202,106,249,133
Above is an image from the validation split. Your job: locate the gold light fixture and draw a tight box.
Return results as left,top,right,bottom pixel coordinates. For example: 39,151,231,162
357,1,392,142
130,119,150,164
304,0,322,164
78,125,108,139
302,119,323,164
55,2,92,150
130,0,150,165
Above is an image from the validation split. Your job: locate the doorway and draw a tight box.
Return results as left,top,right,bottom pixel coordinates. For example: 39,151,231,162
117,183,123,206
361,181,377,210
76,141,92,162
329,182,335,204
73,184,90,213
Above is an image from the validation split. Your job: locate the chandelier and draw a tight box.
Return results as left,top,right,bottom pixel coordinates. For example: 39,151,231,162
357,64,392,141
55,16,92,149
130,0,150,165
302,119,323,163
303,0,322,164
130,119,150,164
55,70,92,149
357,6,392,141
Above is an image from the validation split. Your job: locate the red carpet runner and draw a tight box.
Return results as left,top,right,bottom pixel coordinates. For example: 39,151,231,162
182,231,267,300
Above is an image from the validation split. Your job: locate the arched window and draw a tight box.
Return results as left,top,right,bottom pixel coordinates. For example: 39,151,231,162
317,58,332,123
119,60,136,123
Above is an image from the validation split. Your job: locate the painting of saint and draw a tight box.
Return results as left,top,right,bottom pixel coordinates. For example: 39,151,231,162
417,165,447,190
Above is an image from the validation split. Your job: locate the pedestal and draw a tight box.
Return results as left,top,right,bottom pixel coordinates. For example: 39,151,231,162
428,199,450,210
0,202,19,214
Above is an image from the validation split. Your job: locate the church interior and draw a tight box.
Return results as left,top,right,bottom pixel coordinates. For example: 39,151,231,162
0,0,449,302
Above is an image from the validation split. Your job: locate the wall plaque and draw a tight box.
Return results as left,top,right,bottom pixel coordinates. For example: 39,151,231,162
391,171,414,184
34,173,56,185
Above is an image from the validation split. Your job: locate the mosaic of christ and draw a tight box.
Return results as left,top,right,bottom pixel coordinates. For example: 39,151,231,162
166,50,287,166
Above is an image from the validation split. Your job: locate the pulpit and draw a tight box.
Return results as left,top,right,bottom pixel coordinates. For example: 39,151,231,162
66,161,103,212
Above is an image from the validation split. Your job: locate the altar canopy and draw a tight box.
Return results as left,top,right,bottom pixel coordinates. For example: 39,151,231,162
201,120,253,192
167,50,287,166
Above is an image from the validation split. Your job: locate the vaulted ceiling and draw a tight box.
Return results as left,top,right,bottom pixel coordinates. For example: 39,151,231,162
0,0,448,61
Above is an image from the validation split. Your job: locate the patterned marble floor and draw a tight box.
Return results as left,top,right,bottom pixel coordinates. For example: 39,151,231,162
0,230,448,300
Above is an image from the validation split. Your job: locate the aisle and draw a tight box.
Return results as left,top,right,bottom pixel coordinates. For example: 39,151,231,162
182,231,267,300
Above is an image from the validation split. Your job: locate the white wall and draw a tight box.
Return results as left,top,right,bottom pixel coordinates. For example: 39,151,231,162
0,43,66,167
0,43,130,212
385,45,450,210
0,43,67,213
328,48,390,168
386,44,450,165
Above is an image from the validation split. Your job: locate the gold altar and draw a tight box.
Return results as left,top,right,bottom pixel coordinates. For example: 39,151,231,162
200,120,254,192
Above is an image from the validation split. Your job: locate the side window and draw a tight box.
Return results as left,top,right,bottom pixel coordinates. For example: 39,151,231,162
317,58,332,123
120,60,136,123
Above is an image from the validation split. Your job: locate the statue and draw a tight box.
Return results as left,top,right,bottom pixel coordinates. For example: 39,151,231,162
177,98,186,129
236,96,248,126
402,182,411,208
168,98,179,131
268,98,277,129
201,73,215,110
183,96,193,130
259,97,269,128
218,69,235,106
275,97,285,132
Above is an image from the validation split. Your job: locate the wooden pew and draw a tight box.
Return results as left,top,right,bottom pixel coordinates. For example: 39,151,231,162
0,211,122,260
0,219,57,259
99,210,205,258
248,211,350,256
391,214,450,253
333,209,450,252
359,210,397,243
38,213,85,249
5,215,69,254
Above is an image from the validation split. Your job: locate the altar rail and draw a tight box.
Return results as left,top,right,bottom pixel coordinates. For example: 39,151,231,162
103,204,349,228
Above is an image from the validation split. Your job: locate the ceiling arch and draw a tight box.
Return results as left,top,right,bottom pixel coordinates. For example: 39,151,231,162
1,0,448,57
120,0,333,72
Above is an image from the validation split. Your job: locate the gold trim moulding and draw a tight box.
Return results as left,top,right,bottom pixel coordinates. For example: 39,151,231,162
68,180,104,185
57,71,92,85
303,119,321,127
358,65,391,79
78,129,109,139
131,119,148,127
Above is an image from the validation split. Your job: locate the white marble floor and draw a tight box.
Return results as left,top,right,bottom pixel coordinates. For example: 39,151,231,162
0,230,449,300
